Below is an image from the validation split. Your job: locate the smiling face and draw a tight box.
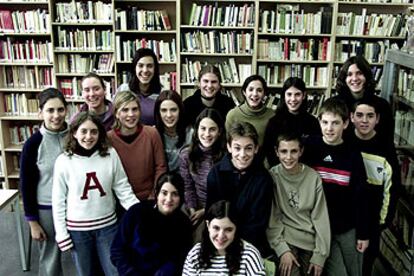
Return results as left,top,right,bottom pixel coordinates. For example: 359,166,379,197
207,217,236,256
40,98,67,132
197,117,220,149
285,86,305,114
346,64,366,97
320,112,348,145
243,80,265,109
116,100,140,135
160,100,179,130
276,140,303,174
157,182,180,215
82,77,106,114
227,136,258,171
136,56,155,90
199,73,221,99
351,104,379,140
73,119,99,150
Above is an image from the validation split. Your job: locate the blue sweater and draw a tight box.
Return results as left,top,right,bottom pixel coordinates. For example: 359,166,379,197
19,124,68,221
206,154,273,257
110,201,192,276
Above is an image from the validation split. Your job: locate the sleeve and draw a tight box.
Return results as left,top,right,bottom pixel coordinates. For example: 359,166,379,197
110,203,140,275
352,151,370,240
111,149,140,209
52,156,73,251
182,245,200,276
244,242,266,276
309,175,331,267
379,159,393,225
179,149,197,209
19,134,41,221
266,189,290,258
225,109,235,133
205,165,220,211
151,128,167,185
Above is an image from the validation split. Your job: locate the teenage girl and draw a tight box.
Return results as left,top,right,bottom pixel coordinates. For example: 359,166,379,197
20,88,68,276
52,111,139,276
154,90,192,172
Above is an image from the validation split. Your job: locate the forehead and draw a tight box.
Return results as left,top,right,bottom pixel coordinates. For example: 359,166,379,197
200,72,219,81
285,86,304,94
137,56,154,64
347,64,362,73
278,140,300,150
199,117,218,128
120,100,139,109
230,136,254,147
320,112,344,122
82,77,101,87
355,104,376,114
43,98,64,108
210,217,235,228
160,99,178,109
160,182,178,193
246,80,263,89
78,119,98,129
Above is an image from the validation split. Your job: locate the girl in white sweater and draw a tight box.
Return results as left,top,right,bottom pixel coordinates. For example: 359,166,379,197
52,111,139,276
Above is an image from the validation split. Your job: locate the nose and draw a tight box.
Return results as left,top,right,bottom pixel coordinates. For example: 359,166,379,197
218,230,225,239
165,193,172,202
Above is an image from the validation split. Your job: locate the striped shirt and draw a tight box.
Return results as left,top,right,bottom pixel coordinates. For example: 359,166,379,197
183,240,265,275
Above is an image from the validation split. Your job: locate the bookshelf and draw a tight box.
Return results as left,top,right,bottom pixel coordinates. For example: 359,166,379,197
380,49,414,276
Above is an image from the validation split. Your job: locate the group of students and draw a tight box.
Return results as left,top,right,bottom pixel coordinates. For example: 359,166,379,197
18,48,399,276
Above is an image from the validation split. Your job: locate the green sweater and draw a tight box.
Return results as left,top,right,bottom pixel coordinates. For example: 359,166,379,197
225,102,274,146
267,164,331,267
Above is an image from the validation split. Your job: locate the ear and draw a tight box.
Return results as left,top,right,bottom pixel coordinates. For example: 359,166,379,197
350,112,355,123
343,118,349,129
375,114,380,125
206,220,210,228
254,144,259,154
38,109,43,120
274,146,279,158
227,142,232,153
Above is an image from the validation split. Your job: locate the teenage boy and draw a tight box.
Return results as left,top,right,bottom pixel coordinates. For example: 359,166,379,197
206,121,273,257
267,133,330,276
303,97,369,276
349,98,400,276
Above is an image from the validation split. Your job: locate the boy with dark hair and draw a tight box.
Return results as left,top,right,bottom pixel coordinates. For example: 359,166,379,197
206,121,273,257
303,97,369,276
349,98,400,276
267,132,330,276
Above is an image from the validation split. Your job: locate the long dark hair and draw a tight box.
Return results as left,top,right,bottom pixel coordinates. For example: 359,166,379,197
188,108,225,173
66,111,110,156
277,77,308,115
200,200,242,275
128,48,161,96
335,55,376,97
154,90,187,148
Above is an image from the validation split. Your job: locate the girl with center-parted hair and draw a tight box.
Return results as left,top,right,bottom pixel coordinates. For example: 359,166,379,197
20,88,69,276
154,90,192,173
183,200,266,275
263,77,321,168
179,108,226,230
110,172,192,275
107,90,167,200
225,74,274,147
52,111,139,276
117,48,162,126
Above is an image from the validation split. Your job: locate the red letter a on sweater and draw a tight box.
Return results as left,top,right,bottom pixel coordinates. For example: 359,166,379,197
80,172,107,200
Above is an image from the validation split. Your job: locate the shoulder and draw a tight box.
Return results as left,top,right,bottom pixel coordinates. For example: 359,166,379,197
187,242,202,259
143,125,159,136
241,240,263,260
23,131,43,151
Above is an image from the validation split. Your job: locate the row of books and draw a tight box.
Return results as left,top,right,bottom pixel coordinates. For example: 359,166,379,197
9,124,40,145
0,66,53,89
380,229,412,275
115,37,176,63
395,110,414,146
397,68,414,103
336,11,406,37
333,39,392,63
58,77,113,100
0,9,50,34
258,37,330,61
159,72,177,91
0,38,52,63
188,3,255,27
399,154,414,197
3,93,39,116
115,8,172,31
55,27,113,51
258,64,328,87
55,0,112,23
259,5,332,35
56,53,114,74
181,58,251,84
181,31,253,54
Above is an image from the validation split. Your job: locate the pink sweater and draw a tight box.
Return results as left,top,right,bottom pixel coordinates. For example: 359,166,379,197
108,126,167,200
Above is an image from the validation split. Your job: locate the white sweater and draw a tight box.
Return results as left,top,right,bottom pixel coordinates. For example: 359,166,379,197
52,147,139,251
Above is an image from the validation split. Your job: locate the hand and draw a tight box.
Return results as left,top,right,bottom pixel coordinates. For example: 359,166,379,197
29,221,47,241
279,251,300,276
356,239,369,253
307,263,323,276
190,208,205,225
